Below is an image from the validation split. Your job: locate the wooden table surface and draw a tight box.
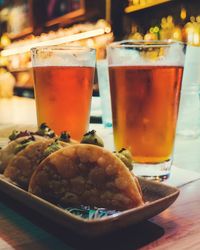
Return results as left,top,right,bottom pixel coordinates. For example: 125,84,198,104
0,97,200,250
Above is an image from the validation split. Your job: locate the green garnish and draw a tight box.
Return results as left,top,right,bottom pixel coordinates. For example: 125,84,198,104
14,137,35,154
43,140,62,157
36,123,55,138
114,148,133,171
59,131,71,142
118,148,133,163
9,130,20,141
81,130,104,147
8,130,34,141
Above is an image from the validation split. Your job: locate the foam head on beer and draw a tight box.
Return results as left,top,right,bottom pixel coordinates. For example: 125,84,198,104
31,46,96,67
31,46,96,141
107,40,185,67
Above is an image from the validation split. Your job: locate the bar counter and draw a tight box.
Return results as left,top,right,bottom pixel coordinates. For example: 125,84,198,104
0,97,200,250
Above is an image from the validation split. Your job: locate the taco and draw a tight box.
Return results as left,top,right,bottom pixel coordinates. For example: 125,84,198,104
0,123,76,174
29,144,144,210
0,135,46,173
4,139,69,189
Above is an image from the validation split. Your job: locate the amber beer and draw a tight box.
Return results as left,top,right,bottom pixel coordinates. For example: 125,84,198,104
109,65,183,163
33,66,94,140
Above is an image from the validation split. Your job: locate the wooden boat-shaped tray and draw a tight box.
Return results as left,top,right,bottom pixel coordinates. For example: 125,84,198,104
0,174,179,237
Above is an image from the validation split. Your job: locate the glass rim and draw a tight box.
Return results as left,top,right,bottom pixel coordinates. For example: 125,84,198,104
31,45,95,53
108,39,186,48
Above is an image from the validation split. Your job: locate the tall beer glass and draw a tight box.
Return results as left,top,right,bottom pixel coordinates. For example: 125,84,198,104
107,40,185,180
31,46,95,141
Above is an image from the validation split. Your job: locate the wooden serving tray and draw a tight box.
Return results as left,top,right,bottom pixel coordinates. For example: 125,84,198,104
0,175,179,237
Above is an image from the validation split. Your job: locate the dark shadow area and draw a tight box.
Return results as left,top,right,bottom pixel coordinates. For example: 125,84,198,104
0,190,165,250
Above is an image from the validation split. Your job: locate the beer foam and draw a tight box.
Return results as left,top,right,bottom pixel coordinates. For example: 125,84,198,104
31,48,96,67
108,43,185,67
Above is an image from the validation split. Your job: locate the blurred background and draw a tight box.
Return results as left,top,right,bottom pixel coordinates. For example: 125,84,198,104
0,0,200,99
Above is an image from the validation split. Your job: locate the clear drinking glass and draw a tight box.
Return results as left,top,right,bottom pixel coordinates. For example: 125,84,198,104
31,46,96,141
96,59,112,127
177,45,200,138
107,40,185,180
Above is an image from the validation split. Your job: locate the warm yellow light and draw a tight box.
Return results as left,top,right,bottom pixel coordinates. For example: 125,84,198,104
153,26,159,33
173,31,180,40
150,27,154,33
1,28,106,57
193,33,200,45
190,16,195,23
105,27,111,33
196,16,200,23
180,7,187,20
144,33,152,41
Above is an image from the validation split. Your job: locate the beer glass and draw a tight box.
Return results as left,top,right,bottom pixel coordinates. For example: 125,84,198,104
107,40,185,180
31,46,95,140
